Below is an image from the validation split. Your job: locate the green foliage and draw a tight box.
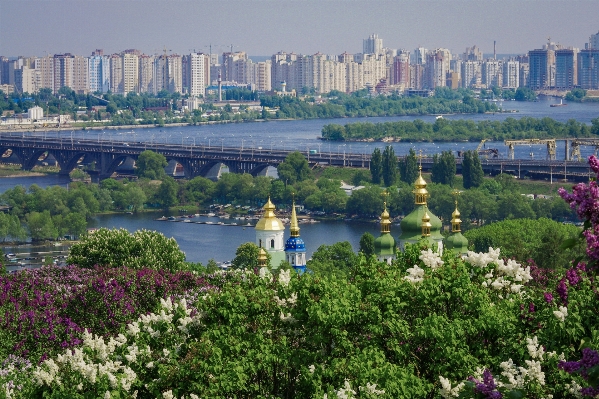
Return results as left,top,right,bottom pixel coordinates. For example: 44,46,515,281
382,146,398,187
67,227,186,271
462,150,484,189
322,116,593,142
307,241,358,278
277,151,313,185
359,232,376,256
464,218,583,268
431,150,456,186
135,150,167,180
515,87,537,101
346,185,383,217
399,148,419,184
370,148,382,185
155,176,178,209
565,88,587,102
232,242,271,269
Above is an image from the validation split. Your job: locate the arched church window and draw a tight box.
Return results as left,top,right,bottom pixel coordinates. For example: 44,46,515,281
270,239,274,248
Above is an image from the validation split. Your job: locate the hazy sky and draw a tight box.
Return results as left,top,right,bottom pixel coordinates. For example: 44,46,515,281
1,0,598,58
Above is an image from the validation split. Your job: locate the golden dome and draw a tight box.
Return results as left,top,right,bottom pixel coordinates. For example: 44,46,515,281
380,202,391,234
255,197,285,231
413,166,429,205
258,247,268,267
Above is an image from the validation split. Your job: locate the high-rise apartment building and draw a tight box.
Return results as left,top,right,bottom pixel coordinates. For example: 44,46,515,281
503,60,520,89
363,34,383,55
461,61,481,88
589,31,599,50
345,61,363,93
482,60,503,88
53,54,75,93
463,45,483,61
138,55,155,93
72,55,88,94
122,53,139,94
392,52,410,87
578,49,599,89
0,57,9,85
413,47,427,65
528,48,554,89
249,60,271,92
166,54,182,94
153,55,168,94
187,53,209,97
424,50,448,89
88,55,110,93
110,54,124,94
555,49,576,90
35,56,54,92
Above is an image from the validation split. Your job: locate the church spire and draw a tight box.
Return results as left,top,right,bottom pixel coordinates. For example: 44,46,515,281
421,211,431,237
290,196,300,238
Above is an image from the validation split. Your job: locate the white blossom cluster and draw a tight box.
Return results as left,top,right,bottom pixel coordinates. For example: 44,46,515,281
419,249,444,270
440,336,548,397
323,379,385,398
162,390,199,399
439,376,464,398
553,306,568,322
31,297,206,397
463,247,532,294
404,265,425,284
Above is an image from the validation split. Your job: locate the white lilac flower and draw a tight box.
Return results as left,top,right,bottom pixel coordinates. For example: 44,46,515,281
259,267,271,280
404,265,425,284
439,376,463,398
279,269,291,287
553,306,568,322
309,365,315,373
336,379,356,399
526,336,544,360
419,249,444,270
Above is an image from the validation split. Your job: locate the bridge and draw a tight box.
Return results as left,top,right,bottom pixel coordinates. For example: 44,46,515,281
0,134,594,183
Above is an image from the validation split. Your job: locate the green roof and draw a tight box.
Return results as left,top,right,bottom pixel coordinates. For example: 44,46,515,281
399,205,443,242
445,232,469,254
374,233,396,256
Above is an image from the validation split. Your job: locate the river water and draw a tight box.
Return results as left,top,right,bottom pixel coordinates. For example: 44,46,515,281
2,97,598,265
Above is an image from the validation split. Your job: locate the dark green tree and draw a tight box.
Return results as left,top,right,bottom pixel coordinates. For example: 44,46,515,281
359,232,375,257
370,148,382,185
431,151,456,186
400,148,419,184
277,151,312,185
156,176,179,209
382,146,398,187
462,150,484,189
306,241,358,278
135,150,168,180
232,242,270,269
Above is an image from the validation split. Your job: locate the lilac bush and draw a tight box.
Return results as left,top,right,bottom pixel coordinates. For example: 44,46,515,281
0,265,214,362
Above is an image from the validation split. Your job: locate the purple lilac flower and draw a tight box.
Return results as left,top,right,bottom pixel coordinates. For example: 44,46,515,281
566,268,581,286
544,292,554,303
529,302,535,313
467,369,502,399
557,279,568,305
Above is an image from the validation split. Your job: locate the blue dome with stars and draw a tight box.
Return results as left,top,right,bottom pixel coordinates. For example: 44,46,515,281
285,236,305,251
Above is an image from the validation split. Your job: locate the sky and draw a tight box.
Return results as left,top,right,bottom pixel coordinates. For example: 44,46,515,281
1,0,598,58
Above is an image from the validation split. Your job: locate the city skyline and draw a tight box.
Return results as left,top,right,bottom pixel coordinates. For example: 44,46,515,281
1,0,598,57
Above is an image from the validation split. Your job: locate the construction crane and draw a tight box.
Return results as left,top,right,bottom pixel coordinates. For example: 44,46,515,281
504,139,557,160
569,139,599,161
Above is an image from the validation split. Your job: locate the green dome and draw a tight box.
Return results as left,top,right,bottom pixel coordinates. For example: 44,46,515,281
374,233,396,256
399,205,443,242
445,232,469,254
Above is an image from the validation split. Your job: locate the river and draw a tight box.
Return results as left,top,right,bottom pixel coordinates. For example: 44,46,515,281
1,97,598,266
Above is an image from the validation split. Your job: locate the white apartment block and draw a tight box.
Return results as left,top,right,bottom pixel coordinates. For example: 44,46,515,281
123,53,139,94
88,55,110,93
188,53,209,97
167,55,182,94
461,61,481,88
361,54,386,87
110,54,124,94
249,60,271,91
53,54,74,93
363,34,383,55
424,50,448,89
345,61,364,93
72,56,88,94
503,60,520,88
35,56,54,92
482,60,503,88
138,55,155,94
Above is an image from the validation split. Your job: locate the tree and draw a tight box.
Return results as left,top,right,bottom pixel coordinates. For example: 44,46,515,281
400,148,419,184
186,176,215,205
431,151,456,186
26,210,57,241
232,242,271,269
345,186,383,217
156,177,178,209
306,241,358,277
67,228,186,271
359,232,375,257
382,146,398,187
277,151,312,185
462,150,484,189
370,148,382,185
135,150,167,180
